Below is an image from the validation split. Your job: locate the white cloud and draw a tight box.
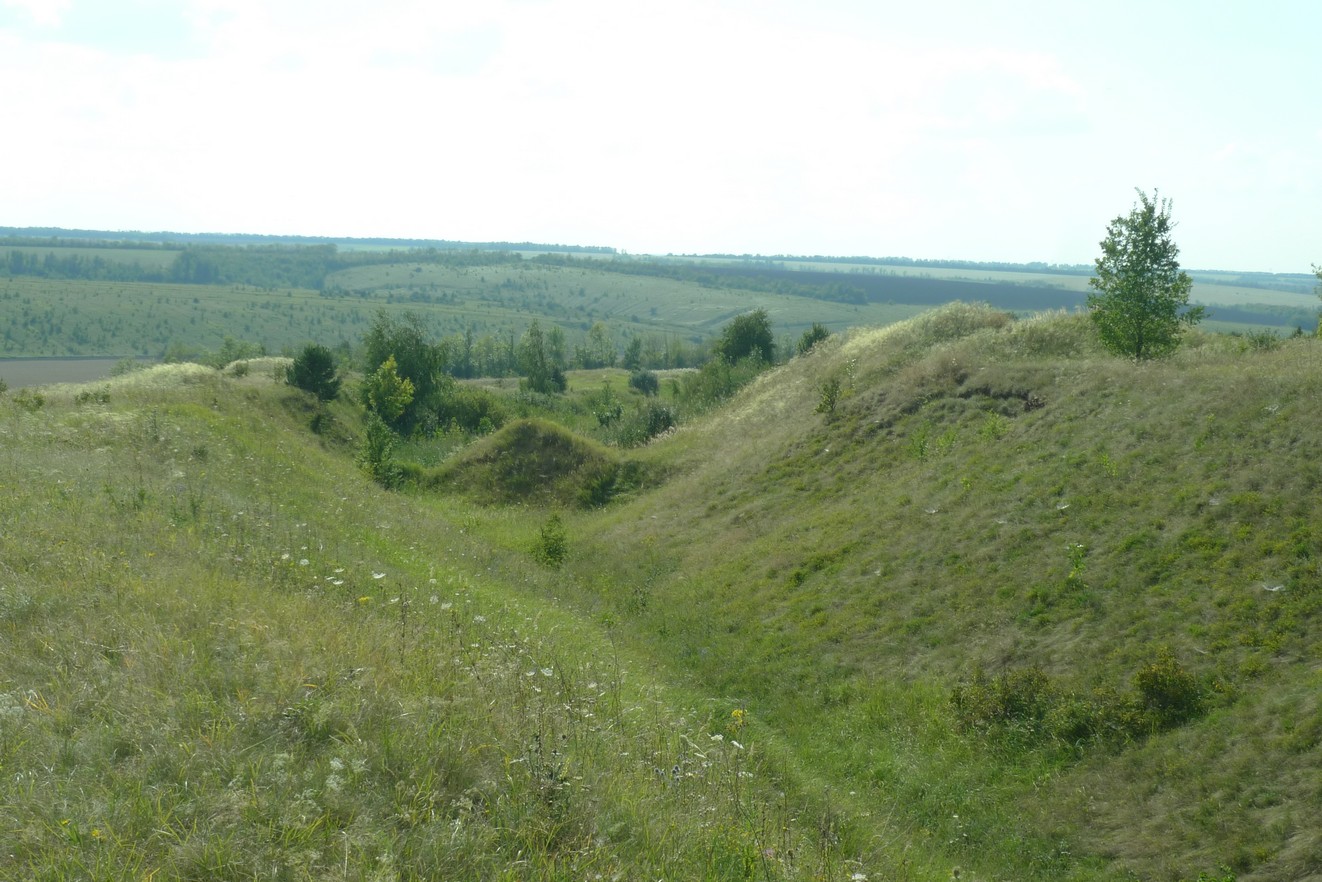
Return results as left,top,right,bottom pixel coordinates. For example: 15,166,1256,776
1,0,70,27
1,0,1315,270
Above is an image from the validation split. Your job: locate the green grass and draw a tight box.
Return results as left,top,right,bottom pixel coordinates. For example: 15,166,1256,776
0,365,869,881
534,305,1322,881
6,304,1322,880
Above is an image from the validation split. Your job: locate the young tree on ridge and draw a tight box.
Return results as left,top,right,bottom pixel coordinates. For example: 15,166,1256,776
1088,189,1203,360
286,343,341,401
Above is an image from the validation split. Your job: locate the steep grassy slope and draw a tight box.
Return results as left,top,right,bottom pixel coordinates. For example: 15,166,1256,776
549,305,1322,881
0,366,860,881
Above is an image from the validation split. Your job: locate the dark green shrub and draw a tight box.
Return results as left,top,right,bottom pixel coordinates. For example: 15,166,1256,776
816,376,841,414
287,343,341,401
797,322,832,355
74,386,111,405
535,513,568,567
436,385,509,434
358,414,402,488
952,666,1055,735
614,402,676,447
1133,650,1204,729
1236,330,1281,352
716,309,775,363
677,356,765,412
13,388,44,411
955,655,1206,753
362,311,449,432
628,369,659,396
1044,686,1145,747
577,460,648,508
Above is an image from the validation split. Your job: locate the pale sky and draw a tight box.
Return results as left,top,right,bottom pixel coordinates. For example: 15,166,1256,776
1,0,1318,272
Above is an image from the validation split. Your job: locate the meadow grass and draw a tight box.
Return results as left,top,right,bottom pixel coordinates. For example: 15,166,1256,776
0,366,873,881
6,304,1321,880
538,305,1322,882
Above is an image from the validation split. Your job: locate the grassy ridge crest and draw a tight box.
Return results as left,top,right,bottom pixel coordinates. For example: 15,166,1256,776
558,303,1322,881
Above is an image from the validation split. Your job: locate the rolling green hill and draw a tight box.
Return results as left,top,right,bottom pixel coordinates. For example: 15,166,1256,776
3,305,1320,880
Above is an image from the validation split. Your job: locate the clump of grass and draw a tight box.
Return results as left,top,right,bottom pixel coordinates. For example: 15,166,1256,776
951,650,1209,751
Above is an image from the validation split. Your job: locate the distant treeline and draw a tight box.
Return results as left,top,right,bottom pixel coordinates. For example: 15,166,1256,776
4,249,171,283
679,253,1318,295
1203,303,1320,330
0,227,616,254
1186,269,1318,295
3,241,527,290
682,252,1096,276
536,254,1088,311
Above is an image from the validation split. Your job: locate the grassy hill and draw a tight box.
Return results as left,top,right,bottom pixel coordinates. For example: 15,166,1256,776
556,305,1321,881
3,305,1320,880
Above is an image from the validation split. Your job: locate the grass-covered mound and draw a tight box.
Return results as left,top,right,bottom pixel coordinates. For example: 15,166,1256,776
422,417,652,507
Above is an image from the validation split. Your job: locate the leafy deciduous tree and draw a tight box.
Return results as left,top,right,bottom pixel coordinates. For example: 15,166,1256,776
362,355,414,427
1087,190,1203,359
519,320,567,394
622,335,643,371
362,311,448,429
716,308,775,364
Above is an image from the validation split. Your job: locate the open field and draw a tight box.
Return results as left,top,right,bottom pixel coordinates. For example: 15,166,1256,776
0,266,1297,370
678,256,1319,308
0,356,153,388
3,237,1313,364
0,269,923,359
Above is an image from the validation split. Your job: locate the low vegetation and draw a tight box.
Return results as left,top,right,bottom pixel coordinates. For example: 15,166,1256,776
5,300,1322,881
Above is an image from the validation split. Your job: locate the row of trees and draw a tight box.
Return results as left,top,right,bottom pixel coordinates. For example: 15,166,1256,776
365,317,711,383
